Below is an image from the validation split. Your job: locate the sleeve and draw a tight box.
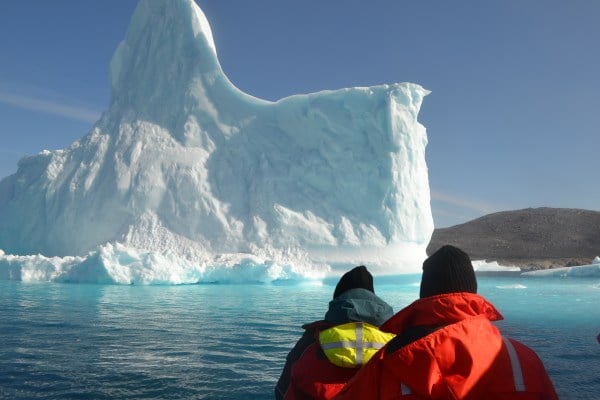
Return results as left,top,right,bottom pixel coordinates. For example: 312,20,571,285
331,354,382,400
512,340,559,400
535,357,559,400
274,330,316,400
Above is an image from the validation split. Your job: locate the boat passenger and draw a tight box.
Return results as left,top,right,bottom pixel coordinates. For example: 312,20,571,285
334,245,559,400
275,265,394,400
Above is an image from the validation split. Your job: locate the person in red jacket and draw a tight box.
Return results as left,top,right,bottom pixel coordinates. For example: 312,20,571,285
334,245,559,400
275,265,394,400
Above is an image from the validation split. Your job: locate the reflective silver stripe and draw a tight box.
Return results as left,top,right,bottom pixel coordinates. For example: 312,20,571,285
502,336,526,392
320,341,385,350
400,383,412,395
356,322,363,365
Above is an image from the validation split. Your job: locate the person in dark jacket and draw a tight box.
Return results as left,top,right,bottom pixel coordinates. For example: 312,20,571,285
274,265,394,400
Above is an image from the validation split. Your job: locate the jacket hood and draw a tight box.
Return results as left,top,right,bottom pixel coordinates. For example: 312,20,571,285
381,292,503,333
324,288,394,327
381,292,505,399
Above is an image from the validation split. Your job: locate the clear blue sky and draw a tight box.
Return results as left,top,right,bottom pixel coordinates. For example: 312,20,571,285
1,0,598,228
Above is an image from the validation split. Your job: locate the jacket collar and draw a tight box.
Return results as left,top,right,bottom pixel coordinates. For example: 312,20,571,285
381,292,503,334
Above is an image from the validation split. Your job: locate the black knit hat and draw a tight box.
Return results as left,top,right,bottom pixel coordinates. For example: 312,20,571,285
333,265,374,299
420,245,477,298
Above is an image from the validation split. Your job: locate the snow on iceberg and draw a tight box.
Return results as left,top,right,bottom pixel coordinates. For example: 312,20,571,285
0,0,433,283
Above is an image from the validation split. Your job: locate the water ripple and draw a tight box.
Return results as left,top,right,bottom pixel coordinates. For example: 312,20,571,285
2,280,598,399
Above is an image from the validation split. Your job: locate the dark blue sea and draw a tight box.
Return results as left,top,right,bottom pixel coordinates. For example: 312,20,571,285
1,275,598,399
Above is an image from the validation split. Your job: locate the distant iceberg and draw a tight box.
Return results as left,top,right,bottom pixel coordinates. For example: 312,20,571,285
472,260,521,272
522,257,600,277
0,0,433,283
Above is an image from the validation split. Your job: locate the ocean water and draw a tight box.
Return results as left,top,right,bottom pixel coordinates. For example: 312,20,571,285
1,275,598,400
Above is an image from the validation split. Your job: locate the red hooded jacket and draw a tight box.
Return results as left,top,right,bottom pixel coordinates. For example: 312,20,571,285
284,327,358,400
276,288,395,400
333,293,558,400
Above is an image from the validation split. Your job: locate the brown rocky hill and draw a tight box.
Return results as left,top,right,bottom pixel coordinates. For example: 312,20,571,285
427,207,600,270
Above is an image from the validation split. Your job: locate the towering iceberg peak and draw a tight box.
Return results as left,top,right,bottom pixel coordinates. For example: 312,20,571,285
0,0,434,281
108,0,264,137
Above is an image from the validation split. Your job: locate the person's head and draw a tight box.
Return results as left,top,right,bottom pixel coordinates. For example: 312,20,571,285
333,265,374,299
419,245,477,298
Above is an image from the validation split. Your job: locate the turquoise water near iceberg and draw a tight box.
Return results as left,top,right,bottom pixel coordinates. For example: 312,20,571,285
1,275,598,400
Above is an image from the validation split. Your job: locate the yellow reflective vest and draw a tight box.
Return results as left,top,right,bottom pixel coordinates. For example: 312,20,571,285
319,321,396,368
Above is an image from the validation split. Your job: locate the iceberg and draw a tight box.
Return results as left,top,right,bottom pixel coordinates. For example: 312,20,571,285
472,260,521,272
521,257,600,278
0,0,433,283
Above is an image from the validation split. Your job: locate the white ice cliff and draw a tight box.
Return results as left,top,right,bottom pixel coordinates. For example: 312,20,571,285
0,0,433,282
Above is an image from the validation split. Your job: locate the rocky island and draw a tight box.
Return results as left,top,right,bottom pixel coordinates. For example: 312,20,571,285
427,207,600,271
